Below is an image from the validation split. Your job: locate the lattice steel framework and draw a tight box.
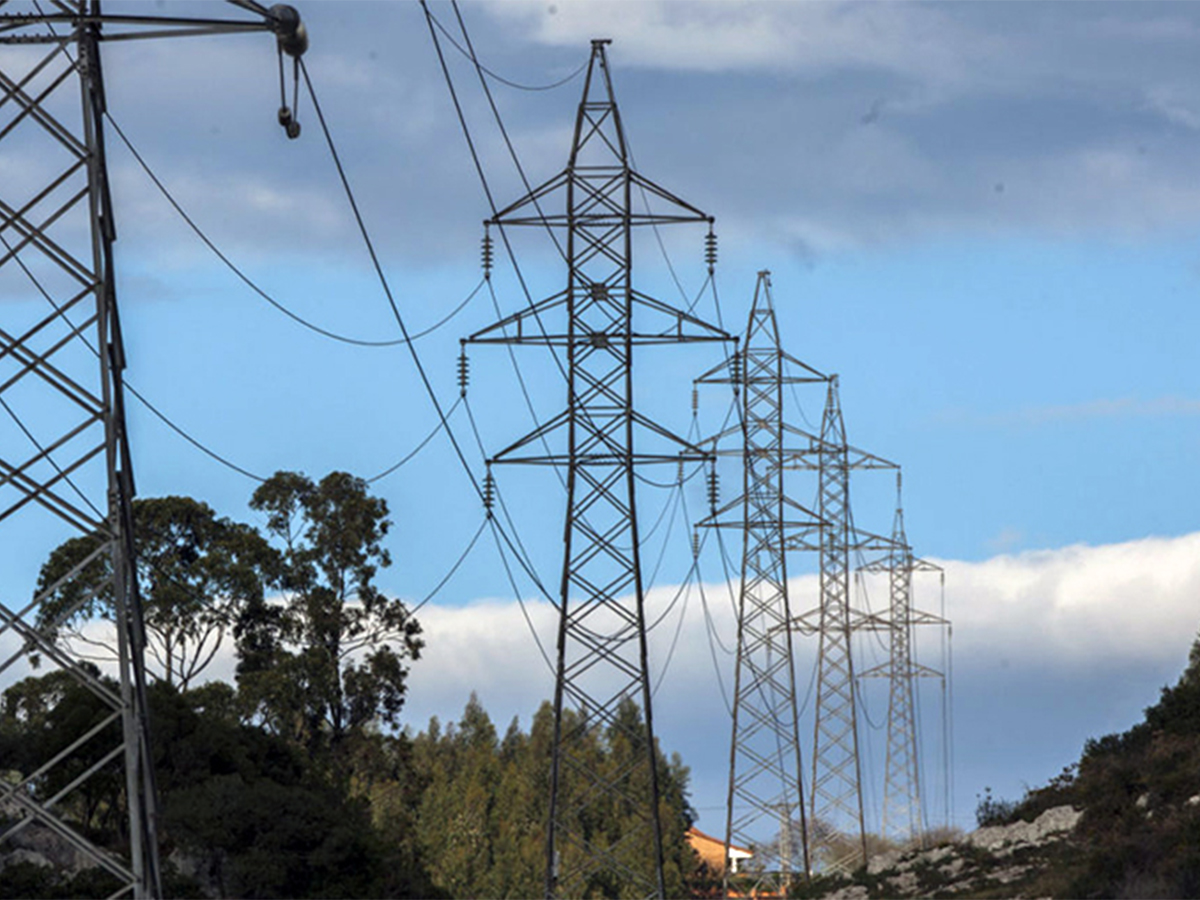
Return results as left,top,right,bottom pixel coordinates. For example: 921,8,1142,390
859,475,945,848
695,271,825,895
0,4,303,896
467,40,729,899
787,378,896,872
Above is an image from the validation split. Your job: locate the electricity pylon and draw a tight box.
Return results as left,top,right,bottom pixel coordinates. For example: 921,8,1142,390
466,40,729,899
694,271,824,895
858,474,946,847
786,378,896,872
0,4,305,896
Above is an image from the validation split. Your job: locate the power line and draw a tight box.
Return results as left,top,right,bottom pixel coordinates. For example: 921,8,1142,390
427,6,586,92
104,110,484,349
407,516,489,615
1,228,451,487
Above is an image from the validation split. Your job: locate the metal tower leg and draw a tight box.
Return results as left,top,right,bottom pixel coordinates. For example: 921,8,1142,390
808,377,869,871
696,272,826,894
0,5,304,896
859,474,947,849
0,11,159,896
467,40,729,899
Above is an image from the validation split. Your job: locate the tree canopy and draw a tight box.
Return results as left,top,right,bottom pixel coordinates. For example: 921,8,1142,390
5,474,705,898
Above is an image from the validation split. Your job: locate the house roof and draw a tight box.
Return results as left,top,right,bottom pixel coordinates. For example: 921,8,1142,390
686,826,753,858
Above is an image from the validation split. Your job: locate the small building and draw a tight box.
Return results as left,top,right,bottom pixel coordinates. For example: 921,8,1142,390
686,826,754,874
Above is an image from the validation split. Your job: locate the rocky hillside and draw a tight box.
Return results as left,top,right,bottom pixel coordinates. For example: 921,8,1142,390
808,636,1200,899
806,806,1083,899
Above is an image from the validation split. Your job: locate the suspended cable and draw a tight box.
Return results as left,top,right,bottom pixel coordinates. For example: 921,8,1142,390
419,0,568,384
0,226,272,488
124,383,266,483
299,59,479,491
428,5,587,92
407,516,489,615
651,574,694,697
366,397,463,484
449,0,569,265
104,110,483,348
302,61,571,671
487,516,555,675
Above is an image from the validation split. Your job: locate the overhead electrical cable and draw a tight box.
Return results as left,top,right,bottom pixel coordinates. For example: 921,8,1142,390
487,516,556,675
419,0,568,384
302,58,567,658
1,228,451,487
300,58,479,493
406,516,489,615
0,228,272,486
462,396,557,605
104,111,482,349
448,0,569,265
429,7,587,92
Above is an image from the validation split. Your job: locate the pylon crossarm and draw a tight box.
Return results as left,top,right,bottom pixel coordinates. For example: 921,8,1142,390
693,350,740,386
0,4,298,43
628,289,732,342
627,170,710,222
909,609,949,627
853,529,902,554
779,423,899,471
778,349,829,381
466,289,569,344
488,170,572,225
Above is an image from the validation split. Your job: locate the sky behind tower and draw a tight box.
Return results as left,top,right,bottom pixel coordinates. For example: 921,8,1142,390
4,0,1200,836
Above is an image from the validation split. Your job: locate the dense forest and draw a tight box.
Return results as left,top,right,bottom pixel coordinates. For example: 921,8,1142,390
0,473,704,898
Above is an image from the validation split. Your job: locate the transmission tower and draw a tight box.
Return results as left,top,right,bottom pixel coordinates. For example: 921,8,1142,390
786,377,896,872
466,40,729,899
858,474,946,848
694,271,825,895
0,4,305,896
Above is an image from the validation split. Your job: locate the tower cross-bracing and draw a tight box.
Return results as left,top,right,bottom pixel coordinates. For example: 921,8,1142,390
786,378,897,872
858,474,946,847
695,271,825,895
466,40,729,899
0,4,305,896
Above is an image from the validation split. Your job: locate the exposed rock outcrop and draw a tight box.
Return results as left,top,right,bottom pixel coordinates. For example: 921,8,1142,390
815,805,1082,899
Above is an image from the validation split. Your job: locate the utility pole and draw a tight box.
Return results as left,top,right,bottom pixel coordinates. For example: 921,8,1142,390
466,40,729,899
786,378,896,872
858,474,946,848
695,271,824,896
0,4,305,896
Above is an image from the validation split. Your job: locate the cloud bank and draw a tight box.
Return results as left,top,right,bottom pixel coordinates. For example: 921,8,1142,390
405,530,1200,728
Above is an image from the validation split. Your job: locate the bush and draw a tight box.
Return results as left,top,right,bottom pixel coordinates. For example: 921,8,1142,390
975,787,1018,827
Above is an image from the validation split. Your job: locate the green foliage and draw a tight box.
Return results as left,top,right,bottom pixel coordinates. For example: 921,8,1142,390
0,665,125,838
238,471,423,758
1048,632,1200,898
409,695,698,900
9,479,707,899
974,787,1019,828
33,496,275,689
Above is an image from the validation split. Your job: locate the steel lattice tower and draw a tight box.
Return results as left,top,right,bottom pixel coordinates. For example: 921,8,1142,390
787,378,896,872
695,271,825,895
0,5,304,896
859,475,946,848
467,40,729,899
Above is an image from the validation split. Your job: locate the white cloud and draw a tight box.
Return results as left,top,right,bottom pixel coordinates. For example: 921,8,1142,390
938,532,1200,671
406,530,1200,727
482,1,991,86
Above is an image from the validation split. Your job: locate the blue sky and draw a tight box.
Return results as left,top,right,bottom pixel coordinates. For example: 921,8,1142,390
5,0,1200,840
